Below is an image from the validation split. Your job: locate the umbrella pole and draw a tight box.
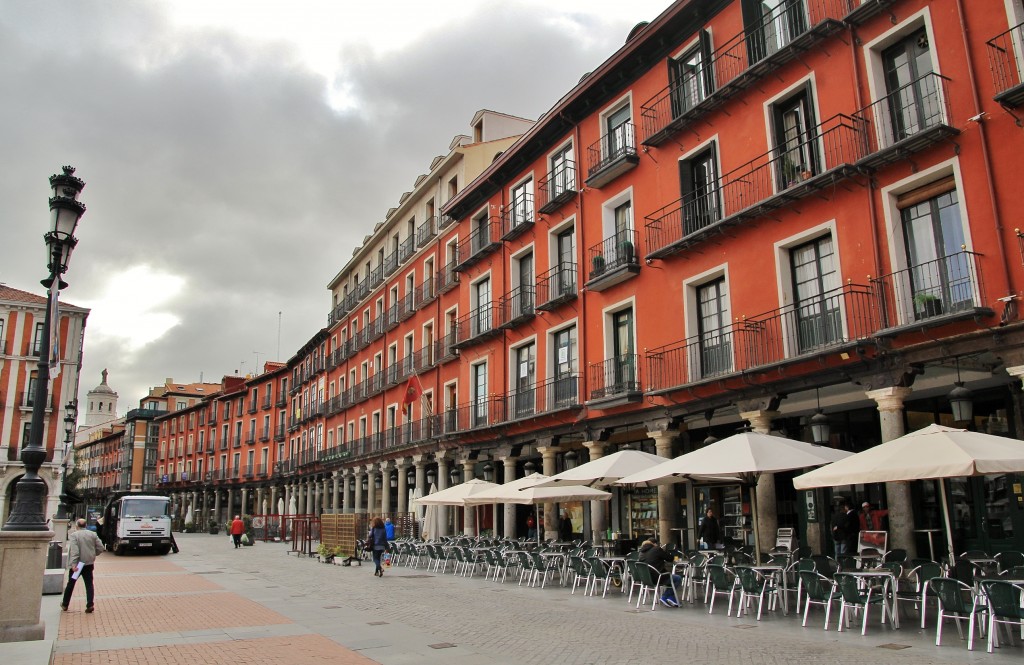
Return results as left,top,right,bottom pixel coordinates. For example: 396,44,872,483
938,478,956,567
535,504,541,544
749,483,762,565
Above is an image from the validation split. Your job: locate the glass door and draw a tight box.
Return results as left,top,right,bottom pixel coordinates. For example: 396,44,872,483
553,326,578,408
882,28,937,143
950,474,1024,557
513,344,536,418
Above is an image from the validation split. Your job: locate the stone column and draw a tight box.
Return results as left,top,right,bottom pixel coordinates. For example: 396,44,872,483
462,459,476,536
501,455,518,539
583,441,608,543
270,485,278,514
437,455,450,537
366,465,378,516
648,429,679,545
314,478,323,516
241,487,250,517
342,472,353,514
538,446,558,541
214,489,222,523
354,470,365,514
396,460,409,514
226,488,234,519
332,471,341,514
381,462,393,517
739,409,779,554
867,386,916,558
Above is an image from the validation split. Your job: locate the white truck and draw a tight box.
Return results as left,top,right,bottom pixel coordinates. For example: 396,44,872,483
99,493,173,555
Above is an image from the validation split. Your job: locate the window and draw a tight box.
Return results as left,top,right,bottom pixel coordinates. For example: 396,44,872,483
32,323,44,356
614,200,632,237
882,27,938,143
512,343,536,418
472,212,491,254
447,175,458,201
900,181,971,318
605,104,633,160
0,319,5,352
697,279,733,377
472,277,491,336
552,325,579,407
509,178,534,230
679,143,720,235
670,30,713,117
612,308,637,391
773,86,818,187
471,362,488,427
790,234,842,351
513,252,534,318
742,0,807,64
549,143,575,199
553,225,577,298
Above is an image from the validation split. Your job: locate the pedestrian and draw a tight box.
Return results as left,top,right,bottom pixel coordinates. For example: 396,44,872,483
230,515,245,549
638,537,682,607
830,499,853,555
558,511,573,542
368,517,388,577
697,507,722,550
859,501,889,532
384,517,395,541
844,501,860,554
61,518,103,613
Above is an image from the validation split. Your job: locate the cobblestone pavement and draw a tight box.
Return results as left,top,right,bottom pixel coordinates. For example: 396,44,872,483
41,533,1024,665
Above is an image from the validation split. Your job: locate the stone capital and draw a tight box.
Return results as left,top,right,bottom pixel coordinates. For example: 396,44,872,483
1006,365,1024,386
583,441,607,458
865,386,913,412
537,446,559,460
739,410,779,434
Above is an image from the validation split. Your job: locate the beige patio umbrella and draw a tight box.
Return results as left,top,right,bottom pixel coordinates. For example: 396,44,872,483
794,423,1024,564
530,449,666,487
412,478,500,506
616,431,852,562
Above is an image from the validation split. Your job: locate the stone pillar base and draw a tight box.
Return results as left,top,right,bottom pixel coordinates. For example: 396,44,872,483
0,529,54,643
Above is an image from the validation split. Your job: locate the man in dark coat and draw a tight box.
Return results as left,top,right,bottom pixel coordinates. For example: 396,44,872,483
831,500,852,555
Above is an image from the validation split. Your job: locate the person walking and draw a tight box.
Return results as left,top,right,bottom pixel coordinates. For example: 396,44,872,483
61,518,103,613
698,508,722,550
230,515,245,549
830,499,853,555
384,517,395,541
368,517,389,577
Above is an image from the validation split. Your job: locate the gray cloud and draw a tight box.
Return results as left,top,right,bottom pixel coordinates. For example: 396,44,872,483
0,0,650,408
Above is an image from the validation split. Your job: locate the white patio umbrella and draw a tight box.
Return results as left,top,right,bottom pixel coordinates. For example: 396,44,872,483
289,495,298,516
531,449,667,487
412,478,500,506
420,483,441,540
277,497,284,515
794,423,1024,564
616,431,852,561
183,506,193,526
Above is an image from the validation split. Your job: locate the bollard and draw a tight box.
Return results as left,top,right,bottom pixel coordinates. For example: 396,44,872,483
47,541,63,569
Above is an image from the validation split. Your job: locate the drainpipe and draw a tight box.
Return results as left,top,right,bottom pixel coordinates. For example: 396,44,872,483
954,0,1014,296
574,122,589,418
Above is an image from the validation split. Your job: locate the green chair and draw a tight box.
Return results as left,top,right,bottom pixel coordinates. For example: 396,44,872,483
515,550,535,586
529,552,555,588
996,551,1024,574
567,556,592,595
833,572,892,635
706,564,739,616
799,570,839,629
587,557,621,598
981,580,1024,653
929,577,985,650
627,561,666,610
789,558,817,613
736,567,779,620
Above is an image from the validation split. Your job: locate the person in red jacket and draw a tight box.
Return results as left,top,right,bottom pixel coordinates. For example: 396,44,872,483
230,515,245,549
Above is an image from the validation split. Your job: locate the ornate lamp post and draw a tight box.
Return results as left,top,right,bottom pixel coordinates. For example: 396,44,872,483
5,166,85,532
56,400,80,521
0,166,84,643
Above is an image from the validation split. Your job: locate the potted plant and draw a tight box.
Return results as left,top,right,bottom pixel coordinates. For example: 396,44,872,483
591,253,606,276
914,292,943,318
316,542,335,563
208,521,220,535
780,156,799,187
242,516,255,546
618,239,635,264
183,520,194,534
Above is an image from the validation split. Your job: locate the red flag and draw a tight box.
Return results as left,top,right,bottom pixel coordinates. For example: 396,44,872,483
402,374,424,406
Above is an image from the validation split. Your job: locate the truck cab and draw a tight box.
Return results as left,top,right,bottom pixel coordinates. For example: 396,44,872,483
100,493,173,555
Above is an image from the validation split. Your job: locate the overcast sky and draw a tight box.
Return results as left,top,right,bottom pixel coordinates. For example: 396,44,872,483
0,0,670,412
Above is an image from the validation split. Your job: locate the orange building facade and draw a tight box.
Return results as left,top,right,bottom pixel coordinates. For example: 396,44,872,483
154,0,1024,557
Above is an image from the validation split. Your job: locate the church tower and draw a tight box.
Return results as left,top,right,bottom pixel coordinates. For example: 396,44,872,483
85,369,119,427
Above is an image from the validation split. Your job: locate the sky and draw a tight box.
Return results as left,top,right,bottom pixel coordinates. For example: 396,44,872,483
0,0,672,412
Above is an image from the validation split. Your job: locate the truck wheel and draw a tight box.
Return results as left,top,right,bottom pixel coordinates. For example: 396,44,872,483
158,545,171,555
113,542,124,556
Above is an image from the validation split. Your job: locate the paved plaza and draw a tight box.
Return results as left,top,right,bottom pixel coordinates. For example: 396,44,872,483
7,532,1024,664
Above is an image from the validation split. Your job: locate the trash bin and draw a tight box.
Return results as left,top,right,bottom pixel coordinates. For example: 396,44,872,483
47,541,63,569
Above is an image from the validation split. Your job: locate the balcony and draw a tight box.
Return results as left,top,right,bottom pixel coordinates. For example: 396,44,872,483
585,229,640,292
843,0,896,26
385,362,402,387
366,372,386,398
646,324,748,394
417,216,438,248
383,250,399,278
644,114,866,260
383,302,400,333
328,298,351,326
440,396,506,434
369,263,385,290
536,263,577,311
397,290,416,322
438,214,456,230
872,251,993,336
537,162,577,214
587,355,643,408
434,332,458,364
501,192,534,241
260,427,270,442
416,275,437,307
274,424,285,441
399,235,416,264
988,22,1024,108
854,73,958,169
454,217,502,272
245,433,255,445
585,122,639,188
436,263,459,294
504,374,582,421
319,444,351,466
232,436,241,449
261,396,272,410
275,394,287,408
247,401,257,414
416,345,436,370
640,0,847,146
498,286,535,329
453,303,501,350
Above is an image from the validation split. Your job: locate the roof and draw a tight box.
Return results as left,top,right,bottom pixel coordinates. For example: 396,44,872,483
0,284,87,311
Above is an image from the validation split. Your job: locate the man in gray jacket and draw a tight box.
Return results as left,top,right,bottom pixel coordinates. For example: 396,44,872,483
61,518,103,613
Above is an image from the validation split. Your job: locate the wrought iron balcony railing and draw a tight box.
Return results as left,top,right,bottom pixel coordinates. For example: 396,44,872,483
416,275,437,306
640,0,847,146
383,250,399,278
454,217,502,272
644,114,865,259
586,228,640,289
435,332,458,363
397,290,416,322
536,262,577,311
417,216,438,248
585,121,638,188
588,355,642,403
498,286,535,329
854,73,957,169
504,374,582,420
871,251,989,333
501,192,534,241
399,235,416,263
987,21,1024,107
537,161,577,213
437,262,459,294
453,303,501,349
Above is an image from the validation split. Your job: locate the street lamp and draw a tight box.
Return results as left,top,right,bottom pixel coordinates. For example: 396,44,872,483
482,462,494,482
57,400,80,519
4,166,85,532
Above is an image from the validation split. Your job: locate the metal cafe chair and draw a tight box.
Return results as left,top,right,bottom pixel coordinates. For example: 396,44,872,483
735,566,780,621
929,577,986,651
798,570,840,629
833,572,893,635
627,560,667,611
706,564,739,616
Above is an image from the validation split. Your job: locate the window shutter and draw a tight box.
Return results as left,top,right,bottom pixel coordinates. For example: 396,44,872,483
699,29,715,94
896,176,956,210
